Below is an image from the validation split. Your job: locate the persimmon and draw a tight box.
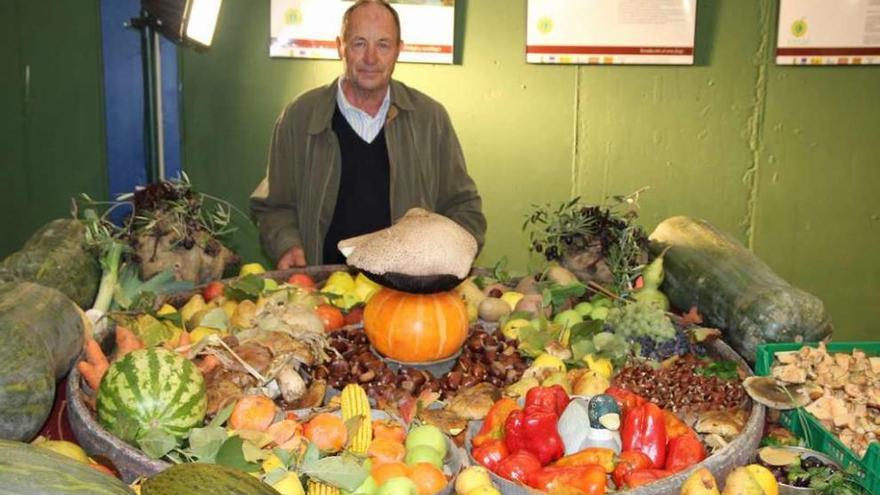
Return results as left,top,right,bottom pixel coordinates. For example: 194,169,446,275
367,437,406,465
267,418,303,447
372,462,410,486
407,463,447,495
316,304,345,332
229,395,278,432
304,413,347,452
373,419,407,443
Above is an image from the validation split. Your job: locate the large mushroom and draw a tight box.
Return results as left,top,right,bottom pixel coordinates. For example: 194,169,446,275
338,208,478,293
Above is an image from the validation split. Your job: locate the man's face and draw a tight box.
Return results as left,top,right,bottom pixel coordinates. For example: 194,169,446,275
337,3,402,96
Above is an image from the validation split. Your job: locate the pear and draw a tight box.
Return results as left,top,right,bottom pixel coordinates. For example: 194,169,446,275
506,376,540,397
545,263,579,285
454,278,487,307
230,299,258,329
541,370,572,394
721,467,766,495
179,294,206,324
681,467,720,495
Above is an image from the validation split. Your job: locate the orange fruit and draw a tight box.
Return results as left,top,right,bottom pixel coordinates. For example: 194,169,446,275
368,437,406,465
316,304,345,332
373,419,407,443
304,413,348,452
407,463,447,495
372,462,409,486
228,395,278,432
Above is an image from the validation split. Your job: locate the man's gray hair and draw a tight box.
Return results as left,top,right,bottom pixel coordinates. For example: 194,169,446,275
341,0,402,42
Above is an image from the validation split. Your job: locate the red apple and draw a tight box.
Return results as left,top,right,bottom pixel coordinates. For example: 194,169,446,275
344,305,365,326
202,281,224,302
287,273,317,290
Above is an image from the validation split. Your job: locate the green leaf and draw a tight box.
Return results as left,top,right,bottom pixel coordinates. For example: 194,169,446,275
301,442,320,467
343,416,365,450
187,426,227,462
263,467,290,486
199,307,229,330
209,403,235,428
242,438,269,463
215,436,261,472
301,455,369,492
695,360,739,381
516,325,554,358
570,339,597,362
273,448,292,468
225,274,266,302
156,311,184,328
138,427,177,459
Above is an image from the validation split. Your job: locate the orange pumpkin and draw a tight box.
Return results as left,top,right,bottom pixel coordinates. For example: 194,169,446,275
364,288,468,362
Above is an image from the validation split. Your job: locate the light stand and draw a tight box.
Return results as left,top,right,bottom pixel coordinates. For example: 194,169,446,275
127,0,222,183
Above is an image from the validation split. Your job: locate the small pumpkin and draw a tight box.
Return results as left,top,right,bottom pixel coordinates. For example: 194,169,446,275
364,288,468,362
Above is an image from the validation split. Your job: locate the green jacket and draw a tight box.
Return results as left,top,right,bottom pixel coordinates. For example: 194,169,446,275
250,78,486,265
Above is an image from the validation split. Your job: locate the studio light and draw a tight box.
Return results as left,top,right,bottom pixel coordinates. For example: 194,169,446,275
141,0,222,48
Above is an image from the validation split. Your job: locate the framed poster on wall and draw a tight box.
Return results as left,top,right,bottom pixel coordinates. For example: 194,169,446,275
270,0,455,64
777,0,880,65
526,0,697,65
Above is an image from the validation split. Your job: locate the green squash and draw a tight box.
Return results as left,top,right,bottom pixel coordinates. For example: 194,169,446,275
0,439,134,494
142,463,282,495
0,218,100,308
0,282,86,441
650,216,832,363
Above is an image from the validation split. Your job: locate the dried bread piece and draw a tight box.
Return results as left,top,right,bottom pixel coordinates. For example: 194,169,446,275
339,208,478,279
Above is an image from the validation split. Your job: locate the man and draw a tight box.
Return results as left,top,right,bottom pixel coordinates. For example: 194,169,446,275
250,0,485,268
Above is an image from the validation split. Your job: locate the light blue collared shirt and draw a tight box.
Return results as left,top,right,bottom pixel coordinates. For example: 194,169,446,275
336,77,392,144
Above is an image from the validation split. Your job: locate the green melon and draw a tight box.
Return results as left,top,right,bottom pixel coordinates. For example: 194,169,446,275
0,439,134,494
0,218,100,308
97,348,206,446
0,281,86,441
141,462,282,495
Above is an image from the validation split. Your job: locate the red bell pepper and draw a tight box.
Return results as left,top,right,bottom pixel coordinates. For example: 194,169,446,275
494,450,543,484
611,450,653,489
524,384,570,415
504,408,565,465
472,398,519,448
620,402,667,468
552,447,616,473
662,409,693,440
527,465,607,495
504,386,569,465
624,468,672,488
664,433,706,473
605,386,646,417
471,439,509,471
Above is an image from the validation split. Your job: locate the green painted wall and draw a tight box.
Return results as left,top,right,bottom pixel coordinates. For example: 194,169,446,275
180,0,879,341
0,0,107,257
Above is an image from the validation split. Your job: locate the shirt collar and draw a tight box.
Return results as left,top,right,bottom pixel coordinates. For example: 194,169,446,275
336,77,391,120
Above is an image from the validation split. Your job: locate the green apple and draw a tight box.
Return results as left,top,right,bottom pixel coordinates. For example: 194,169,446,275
404,425,448,458
573,301,593,317
553,309,583,328
590,306,609,321
263,278,279,292
404,445,443,469
343,475,378,495
376,477,419,495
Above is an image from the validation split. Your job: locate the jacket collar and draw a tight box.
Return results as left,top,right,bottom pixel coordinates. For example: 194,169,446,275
307,77,414,135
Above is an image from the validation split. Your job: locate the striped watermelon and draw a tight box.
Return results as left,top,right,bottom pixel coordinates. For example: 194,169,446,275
97,348,206,445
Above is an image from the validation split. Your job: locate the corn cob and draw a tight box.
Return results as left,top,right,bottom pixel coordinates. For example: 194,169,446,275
308,480,340,495
340,383,372,454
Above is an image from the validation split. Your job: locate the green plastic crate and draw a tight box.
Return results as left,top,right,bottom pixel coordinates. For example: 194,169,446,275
756,342,880,494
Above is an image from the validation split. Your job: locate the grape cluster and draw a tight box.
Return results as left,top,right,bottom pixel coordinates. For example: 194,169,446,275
632,327,701,361
606,301,676,342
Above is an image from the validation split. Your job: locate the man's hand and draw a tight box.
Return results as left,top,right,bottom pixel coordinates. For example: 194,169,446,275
277,245,307,269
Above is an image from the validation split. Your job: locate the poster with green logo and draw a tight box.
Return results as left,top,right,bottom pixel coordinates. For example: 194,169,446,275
777,0,880,65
